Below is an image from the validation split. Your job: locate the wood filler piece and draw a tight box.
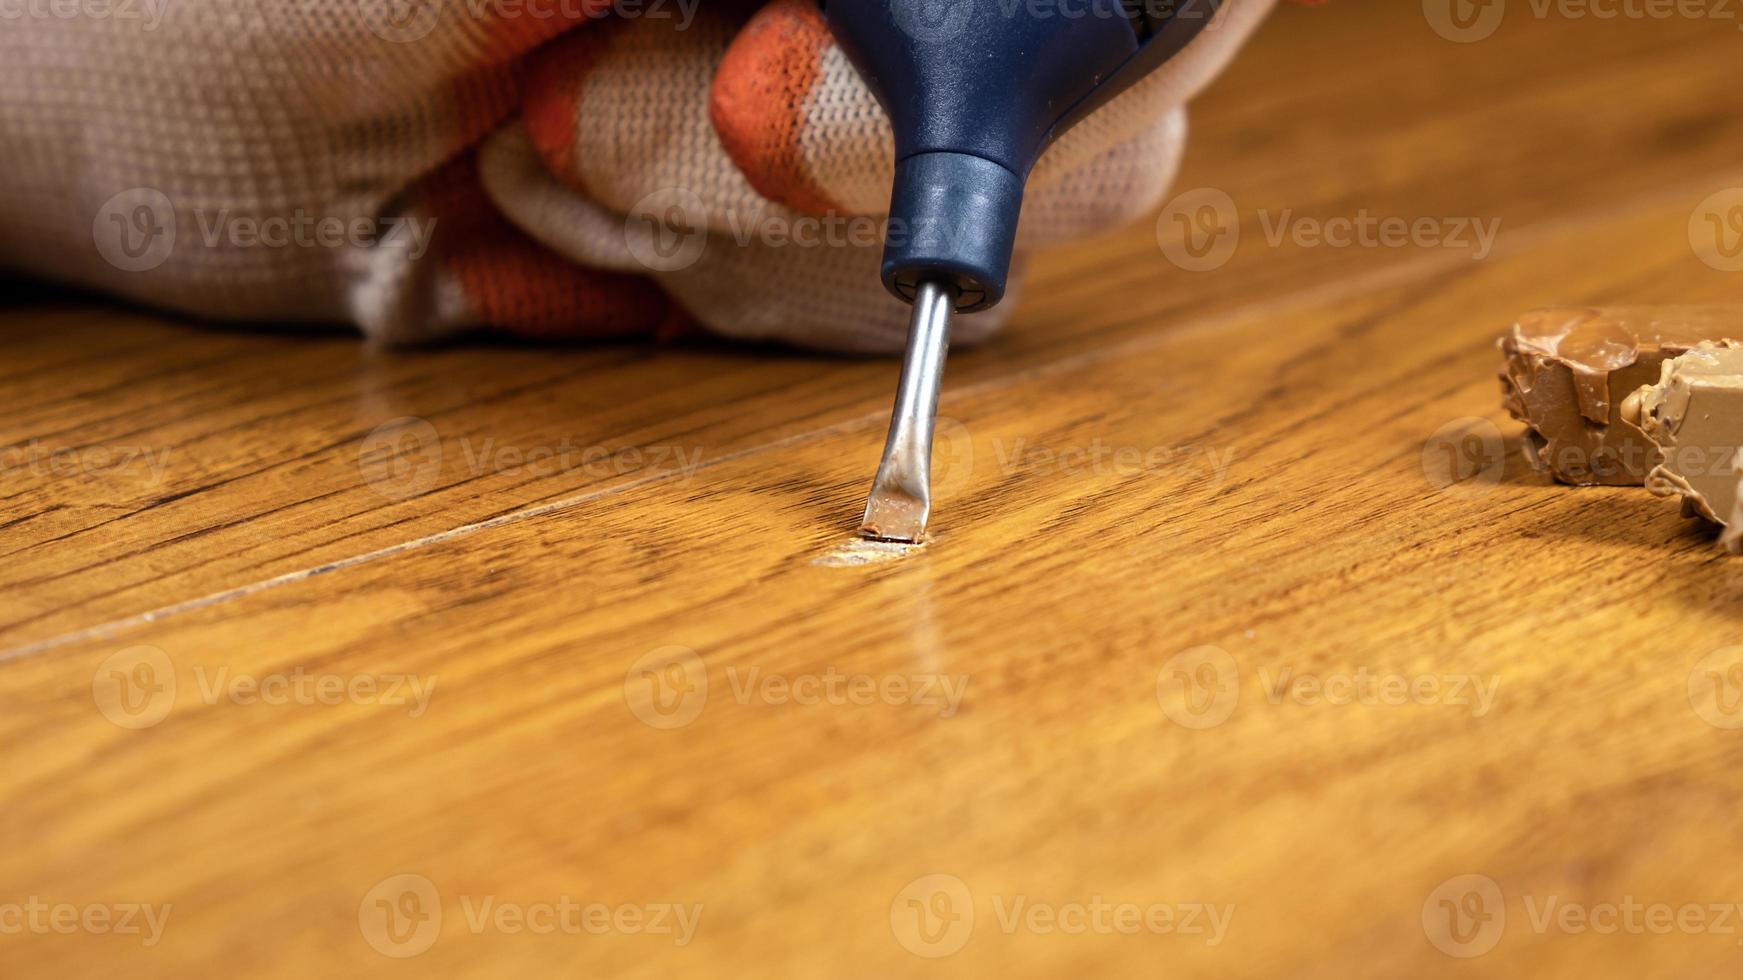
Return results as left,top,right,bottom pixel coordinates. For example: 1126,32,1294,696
1623,343,1743,554
1498,306,1742,485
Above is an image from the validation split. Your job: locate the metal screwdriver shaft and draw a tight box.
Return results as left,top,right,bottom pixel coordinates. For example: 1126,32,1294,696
828,0,1222,542
860,280,958,543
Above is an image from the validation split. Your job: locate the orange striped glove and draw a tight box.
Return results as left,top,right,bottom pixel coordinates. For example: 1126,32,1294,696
0,0,1274,353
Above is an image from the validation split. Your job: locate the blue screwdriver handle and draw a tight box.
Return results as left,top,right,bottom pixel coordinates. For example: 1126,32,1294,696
822,0,1221,312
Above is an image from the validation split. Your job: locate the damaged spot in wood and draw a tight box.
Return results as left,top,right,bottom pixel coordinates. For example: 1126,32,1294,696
812,537,923,567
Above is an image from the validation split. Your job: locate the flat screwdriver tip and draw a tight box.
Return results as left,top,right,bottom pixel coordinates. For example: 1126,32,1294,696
860,279,957,544
860,486,929,544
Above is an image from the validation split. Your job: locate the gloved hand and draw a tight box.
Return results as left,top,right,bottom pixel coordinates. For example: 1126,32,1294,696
0,0,1274,353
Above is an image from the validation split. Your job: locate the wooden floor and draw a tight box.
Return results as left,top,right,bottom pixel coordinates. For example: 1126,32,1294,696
7,3,1743,977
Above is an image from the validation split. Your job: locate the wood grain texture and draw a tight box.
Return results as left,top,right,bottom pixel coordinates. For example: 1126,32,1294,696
5,3,1743,978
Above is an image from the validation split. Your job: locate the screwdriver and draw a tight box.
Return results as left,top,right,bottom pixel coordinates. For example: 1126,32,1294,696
824,0,1220,542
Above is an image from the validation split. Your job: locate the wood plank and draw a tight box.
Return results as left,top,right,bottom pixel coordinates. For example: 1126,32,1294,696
4,187,1741,978
8,3,1743,647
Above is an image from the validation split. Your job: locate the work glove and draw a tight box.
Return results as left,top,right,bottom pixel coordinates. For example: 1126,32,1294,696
0,0,1274,354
